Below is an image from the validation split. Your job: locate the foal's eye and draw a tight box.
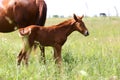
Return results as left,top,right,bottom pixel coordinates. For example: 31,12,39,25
80,22,85,27
79,23,83,27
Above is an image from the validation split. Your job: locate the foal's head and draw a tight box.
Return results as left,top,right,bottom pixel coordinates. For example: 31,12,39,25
73,14,89,36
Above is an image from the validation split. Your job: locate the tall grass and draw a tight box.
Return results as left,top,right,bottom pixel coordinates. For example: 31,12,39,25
0,17,120,80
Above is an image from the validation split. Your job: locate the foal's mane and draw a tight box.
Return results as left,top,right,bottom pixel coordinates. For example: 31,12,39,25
56,19,73,27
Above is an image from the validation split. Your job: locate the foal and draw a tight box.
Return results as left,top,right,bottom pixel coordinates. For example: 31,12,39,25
18,14,89,65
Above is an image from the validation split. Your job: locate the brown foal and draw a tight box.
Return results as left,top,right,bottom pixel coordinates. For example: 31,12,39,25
18,14,89,66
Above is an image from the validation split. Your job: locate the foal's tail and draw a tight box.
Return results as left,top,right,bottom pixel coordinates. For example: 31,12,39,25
19,27,31,37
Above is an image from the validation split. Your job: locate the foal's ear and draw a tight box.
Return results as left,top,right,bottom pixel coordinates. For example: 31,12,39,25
73,14,78,21
80,15,84,19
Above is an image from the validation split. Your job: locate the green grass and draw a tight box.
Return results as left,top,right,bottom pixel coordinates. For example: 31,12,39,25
0,17,120,80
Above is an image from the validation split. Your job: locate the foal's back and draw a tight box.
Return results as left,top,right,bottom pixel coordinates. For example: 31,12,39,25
20,25,55,45
20,24,67,46
35,25,66,46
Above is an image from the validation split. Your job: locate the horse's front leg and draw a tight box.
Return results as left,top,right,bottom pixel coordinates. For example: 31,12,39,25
39,46,45,63
53,44,62,66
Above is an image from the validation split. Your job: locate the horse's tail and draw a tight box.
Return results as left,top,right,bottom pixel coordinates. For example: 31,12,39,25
36,0,47,26
19,27,31,37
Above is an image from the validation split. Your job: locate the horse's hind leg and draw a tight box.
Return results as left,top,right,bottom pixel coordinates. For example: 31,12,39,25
17,49,26,65
18,48,32,66
17,50,23,65
23,48,32,65
18,36,31,66
39,46,45,63
23,52,28,66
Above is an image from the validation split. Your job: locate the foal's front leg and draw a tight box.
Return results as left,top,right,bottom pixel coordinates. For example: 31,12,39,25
53,44,62,65
39,46,45,63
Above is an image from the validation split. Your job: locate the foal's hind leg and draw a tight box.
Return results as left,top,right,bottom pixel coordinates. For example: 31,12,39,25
18,36,32,66
23,49,32,65
17,50,23,65
39,46,45,63
17,49,27,65
18,47,32,66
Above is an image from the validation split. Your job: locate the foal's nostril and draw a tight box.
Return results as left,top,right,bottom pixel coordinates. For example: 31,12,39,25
84,30,89,36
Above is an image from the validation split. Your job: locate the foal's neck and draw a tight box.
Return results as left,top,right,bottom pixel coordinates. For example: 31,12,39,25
56,19,75,36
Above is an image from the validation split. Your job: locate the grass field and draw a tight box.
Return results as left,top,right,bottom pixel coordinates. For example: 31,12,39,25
0,17,120,80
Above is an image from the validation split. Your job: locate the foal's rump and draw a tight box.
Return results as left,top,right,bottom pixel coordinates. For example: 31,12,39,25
19,27,32,37
19,25,39,37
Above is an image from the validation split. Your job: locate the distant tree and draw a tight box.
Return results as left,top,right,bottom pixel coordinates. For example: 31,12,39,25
93,15,98,17
53,15,59,18
100,13,107,17
60,15,64,18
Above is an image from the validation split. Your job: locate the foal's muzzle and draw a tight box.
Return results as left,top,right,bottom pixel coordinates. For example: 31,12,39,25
84,30,89,36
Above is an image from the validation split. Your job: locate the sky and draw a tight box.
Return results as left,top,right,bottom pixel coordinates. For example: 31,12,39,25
45,0,120,17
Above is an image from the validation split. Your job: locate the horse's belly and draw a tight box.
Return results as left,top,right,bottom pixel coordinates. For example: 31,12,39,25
0,20,16,32
39,40,54,46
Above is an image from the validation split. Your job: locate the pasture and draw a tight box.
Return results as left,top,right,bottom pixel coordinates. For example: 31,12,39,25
0,17,120,80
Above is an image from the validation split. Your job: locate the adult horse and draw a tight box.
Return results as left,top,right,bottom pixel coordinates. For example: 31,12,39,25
0,0,47,31
0,0,47,59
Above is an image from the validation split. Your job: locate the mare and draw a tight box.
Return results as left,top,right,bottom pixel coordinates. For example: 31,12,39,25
0,0,47,60
0,0,47,31
18,14,89,65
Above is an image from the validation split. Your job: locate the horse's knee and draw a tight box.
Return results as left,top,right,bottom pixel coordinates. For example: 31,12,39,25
55,56,62,64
